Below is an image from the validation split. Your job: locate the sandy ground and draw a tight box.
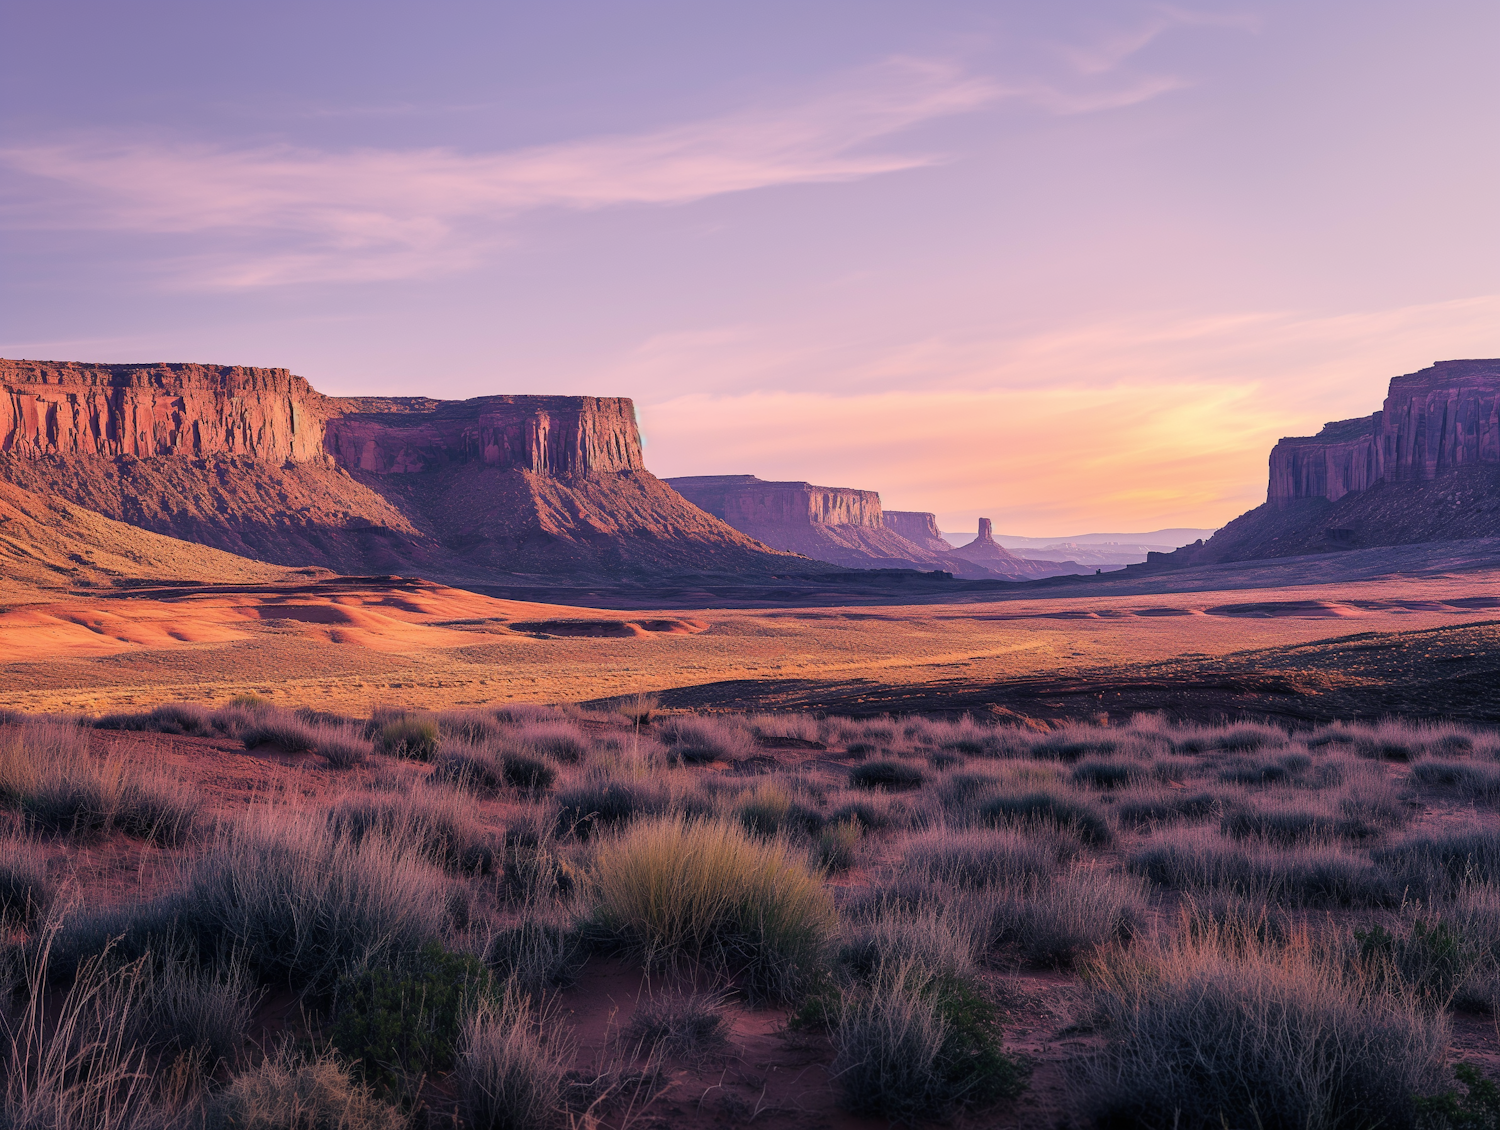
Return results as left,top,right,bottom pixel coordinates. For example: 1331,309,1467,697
1,568,1497,716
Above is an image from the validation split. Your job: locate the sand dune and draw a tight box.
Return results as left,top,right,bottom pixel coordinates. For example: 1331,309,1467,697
1,564,1497,717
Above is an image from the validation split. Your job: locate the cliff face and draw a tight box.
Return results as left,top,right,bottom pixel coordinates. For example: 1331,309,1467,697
666,475,883,528
883,510,952,552
1150,359,1500,568
0,360,645,478
0,359,803,582
323,396,643,476
0,360,330,462
1268,360,1500,505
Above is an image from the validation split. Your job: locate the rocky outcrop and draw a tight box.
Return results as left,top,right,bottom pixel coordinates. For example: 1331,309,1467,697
883,510,952,552
1146,360,1500,568
948,518,1045,576
0,359,807,582
1269,360,1500,505
666,474,958,572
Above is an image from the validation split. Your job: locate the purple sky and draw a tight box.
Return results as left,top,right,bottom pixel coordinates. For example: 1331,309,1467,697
3,1,1497,534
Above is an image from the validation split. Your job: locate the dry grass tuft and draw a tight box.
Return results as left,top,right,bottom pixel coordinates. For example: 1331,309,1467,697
1075,917,1449,1130
587,816,836,998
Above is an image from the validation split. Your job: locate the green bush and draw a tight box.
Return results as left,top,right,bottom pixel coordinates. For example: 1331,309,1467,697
1418,1062,1500,1129
331,942,491,1100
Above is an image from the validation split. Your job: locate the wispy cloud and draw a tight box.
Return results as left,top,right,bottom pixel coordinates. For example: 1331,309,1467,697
1058,5,1258,76
1,59,999,287
0,42,1205,289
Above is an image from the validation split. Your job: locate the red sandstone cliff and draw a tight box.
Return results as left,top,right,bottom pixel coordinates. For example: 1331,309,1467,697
1268,360,1500,505
0,360,330,462
1148,359,1500,567
0,359,806,581
324,395,643,476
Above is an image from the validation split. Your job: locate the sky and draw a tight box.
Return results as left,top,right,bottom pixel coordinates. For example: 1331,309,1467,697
3,1,1497,536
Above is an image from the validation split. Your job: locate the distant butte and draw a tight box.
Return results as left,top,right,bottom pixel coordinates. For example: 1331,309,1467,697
665,475,1082,579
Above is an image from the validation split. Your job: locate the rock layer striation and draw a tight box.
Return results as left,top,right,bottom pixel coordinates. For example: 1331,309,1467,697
0,359,805,581
1148,359,1500,567
1269,360,1500,505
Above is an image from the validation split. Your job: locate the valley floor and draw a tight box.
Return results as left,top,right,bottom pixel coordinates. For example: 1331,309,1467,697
1,563,1497,723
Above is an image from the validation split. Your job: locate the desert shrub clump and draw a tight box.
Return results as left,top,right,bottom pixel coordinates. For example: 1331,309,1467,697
659,715,754,763
587,816,836,998
240,708,371,767
510,720,590,763
457,992,569,1130
627,991,728,1058
53,807,450,994
849,759,924,790
1131,830,1396,908
434,741,557,794
0,837,52,925
375,715,440,760
736,780,824,837
1074,921,1449,1130
902,827,1073,887
0,721,197,842
832,959,1027,1123
209,1053,406,1130
327,790,499,874
554,777,666,838
331,942,492,1099
979,790,1113,847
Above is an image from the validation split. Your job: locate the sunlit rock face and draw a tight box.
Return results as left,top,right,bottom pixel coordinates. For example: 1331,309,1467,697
0,359,646,477
0,360,330,462
322,395,644,476
1268,360,1500,505
0,359,796,579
